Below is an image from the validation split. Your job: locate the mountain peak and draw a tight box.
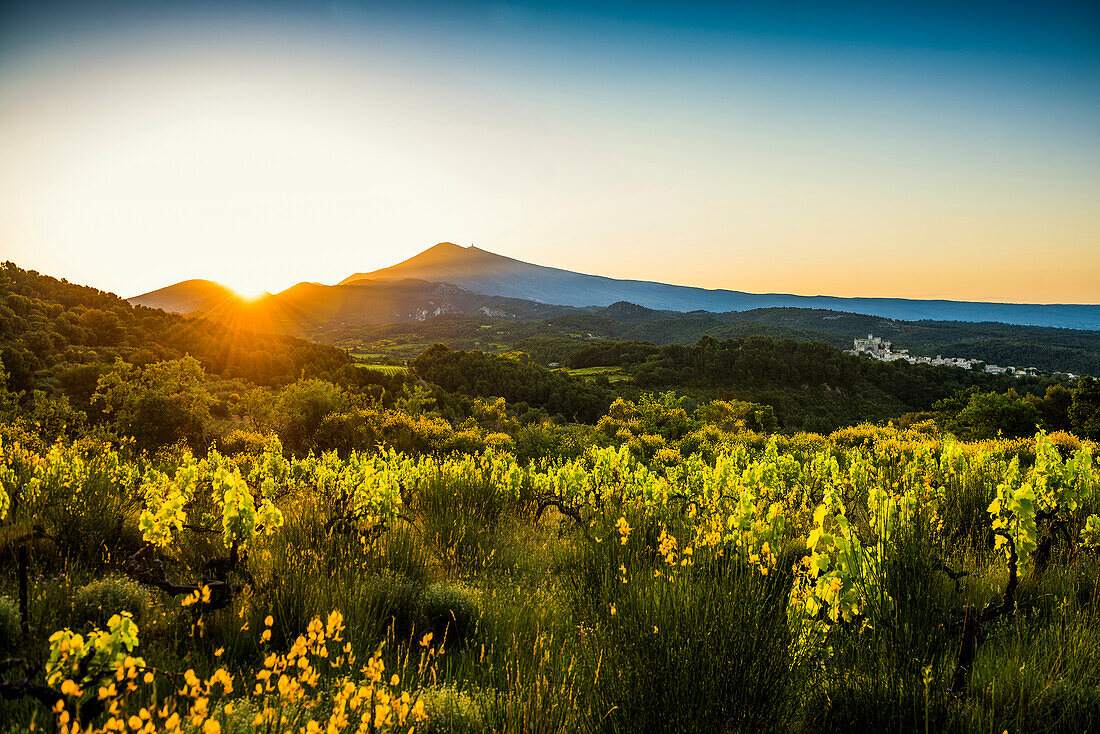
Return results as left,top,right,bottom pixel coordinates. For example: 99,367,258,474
413,242,492,263
423,241,464,254
339,243,519,286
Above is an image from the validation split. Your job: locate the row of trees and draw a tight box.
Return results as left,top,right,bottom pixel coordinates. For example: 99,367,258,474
936,381,1100,440
412,344,611,423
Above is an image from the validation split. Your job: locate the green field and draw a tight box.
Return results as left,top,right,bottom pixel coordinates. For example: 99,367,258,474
352,363,409,375
564,365,633,382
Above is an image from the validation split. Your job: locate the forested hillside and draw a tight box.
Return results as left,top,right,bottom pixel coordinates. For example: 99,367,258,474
623,335,1088,433
721,308,1100,375
324,307,1100,377
4,260,1097,446
0,262,351,399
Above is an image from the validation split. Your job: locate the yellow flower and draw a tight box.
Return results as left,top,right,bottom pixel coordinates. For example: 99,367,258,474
202,720,221,734
615,516,632,544
609,603,616,616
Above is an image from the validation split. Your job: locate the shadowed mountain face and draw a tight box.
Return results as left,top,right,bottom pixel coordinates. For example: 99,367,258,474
127,277,578,335
128,279,245,314
342,243,1100,330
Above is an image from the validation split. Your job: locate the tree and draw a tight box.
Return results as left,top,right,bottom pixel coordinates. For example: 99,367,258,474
1036,384,1073,431
950,390,1042,439
272,378,351,453
93,356,215,448
1068,377,1100,440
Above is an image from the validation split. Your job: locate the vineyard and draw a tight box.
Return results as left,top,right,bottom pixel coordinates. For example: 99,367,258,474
2,421,1100,732
352,364,411,377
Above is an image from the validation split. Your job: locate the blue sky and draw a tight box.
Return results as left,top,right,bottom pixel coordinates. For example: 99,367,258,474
1,1,1097,302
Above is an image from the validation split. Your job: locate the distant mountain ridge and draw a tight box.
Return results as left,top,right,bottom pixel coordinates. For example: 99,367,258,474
125,260,1100,375
128,277,580,336
342,243,1100,330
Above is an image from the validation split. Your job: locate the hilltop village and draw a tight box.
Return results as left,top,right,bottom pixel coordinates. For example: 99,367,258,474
849,333,1063,378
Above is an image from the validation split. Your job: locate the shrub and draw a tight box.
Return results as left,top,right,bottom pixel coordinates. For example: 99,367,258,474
566,505,799,733
482,432,515,453
218,428,279,456
1049,430,1083,454
417,686,488,734
421,583,479,645
72,576,148,629
363,570,425,641
653,446,682,467
256,500,431,650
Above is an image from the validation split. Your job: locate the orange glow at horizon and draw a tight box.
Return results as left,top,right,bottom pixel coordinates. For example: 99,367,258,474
228,285,272,302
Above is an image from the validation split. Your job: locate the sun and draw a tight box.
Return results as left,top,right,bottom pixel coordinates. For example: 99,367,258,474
228,283,270,302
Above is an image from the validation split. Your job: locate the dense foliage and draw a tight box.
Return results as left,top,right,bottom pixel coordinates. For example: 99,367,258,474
412,344,611,423
3,260,1100,732
323,306,1100,376
0,262,351,398
0,255,1093,453
4,415,1100,732
619,335,1074,433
